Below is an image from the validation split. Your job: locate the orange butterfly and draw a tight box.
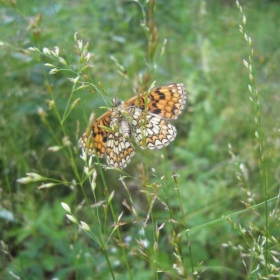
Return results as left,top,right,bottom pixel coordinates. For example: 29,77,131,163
79,83,187,168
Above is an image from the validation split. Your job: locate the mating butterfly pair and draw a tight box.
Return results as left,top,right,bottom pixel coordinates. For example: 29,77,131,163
79,83,187,169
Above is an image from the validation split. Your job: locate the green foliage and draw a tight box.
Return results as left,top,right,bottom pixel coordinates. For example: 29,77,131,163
1,0,280,279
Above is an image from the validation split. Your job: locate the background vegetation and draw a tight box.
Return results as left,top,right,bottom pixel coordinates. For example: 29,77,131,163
1,0,279,279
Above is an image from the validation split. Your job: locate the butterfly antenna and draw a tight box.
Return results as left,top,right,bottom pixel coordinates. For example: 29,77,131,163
116,70,127,100
98,81,110,108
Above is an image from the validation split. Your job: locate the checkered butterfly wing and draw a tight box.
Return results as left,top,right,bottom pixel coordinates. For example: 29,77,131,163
79,108,135,169
125,83,187,149
125,83,187,119
79,111,112,158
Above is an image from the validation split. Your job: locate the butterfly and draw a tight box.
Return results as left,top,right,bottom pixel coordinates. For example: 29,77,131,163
79,83,187,169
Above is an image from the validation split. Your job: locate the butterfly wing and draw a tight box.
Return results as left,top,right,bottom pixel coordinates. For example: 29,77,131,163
125,83,187,120
79,110,112,158
128,107,177,150
106,132,135,168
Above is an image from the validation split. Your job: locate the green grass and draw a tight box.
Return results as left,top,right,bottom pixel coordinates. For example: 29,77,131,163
1,0,280,279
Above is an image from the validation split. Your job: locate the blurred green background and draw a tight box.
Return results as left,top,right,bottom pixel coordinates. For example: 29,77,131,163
1,0,280,279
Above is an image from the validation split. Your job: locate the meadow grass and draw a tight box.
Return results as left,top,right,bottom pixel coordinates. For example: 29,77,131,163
1,0,280,279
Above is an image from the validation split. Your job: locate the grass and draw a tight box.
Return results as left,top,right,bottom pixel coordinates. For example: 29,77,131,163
1,0,280,279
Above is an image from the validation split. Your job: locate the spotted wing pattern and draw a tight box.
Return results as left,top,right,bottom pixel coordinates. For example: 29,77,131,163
128,107,177,149
79,83,187,169
106,132,135,169
79,111,111,157
126,83,186,120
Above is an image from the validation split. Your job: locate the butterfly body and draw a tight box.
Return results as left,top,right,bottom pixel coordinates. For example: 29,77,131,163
110,104,131,138
79,83,187,169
